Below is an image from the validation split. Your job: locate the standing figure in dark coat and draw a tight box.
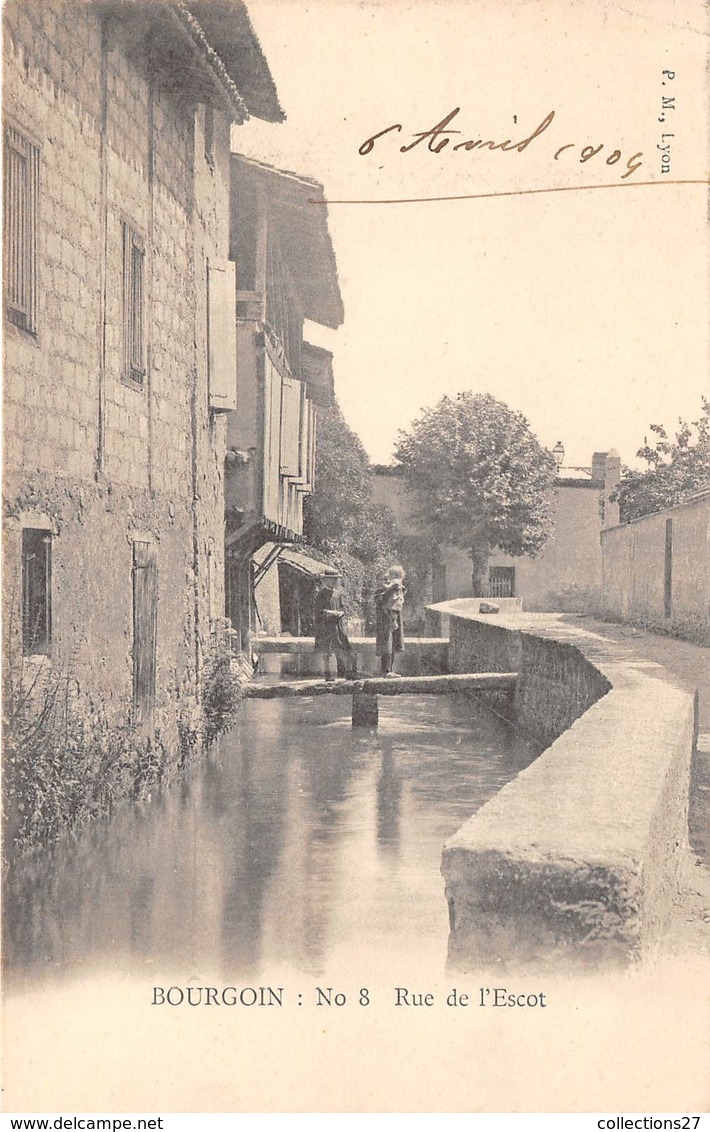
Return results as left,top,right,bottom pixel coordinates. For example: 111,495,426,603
375,564,406,676
314,568,353,680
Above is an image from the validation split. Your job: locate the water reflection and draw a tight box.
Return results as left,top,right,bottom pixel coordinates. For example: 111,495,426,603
4,693,541,983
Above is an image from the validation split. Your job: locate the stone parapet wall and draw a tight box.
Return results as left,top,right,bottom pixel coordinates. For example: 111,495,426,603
442,601,611,746
448,614,522,675
515,632,611,748
431,603,697,967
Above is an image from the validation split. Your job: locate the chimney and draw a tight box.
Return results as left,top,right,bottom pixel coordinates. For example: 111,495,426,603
592,452,608,483
603,448,621,528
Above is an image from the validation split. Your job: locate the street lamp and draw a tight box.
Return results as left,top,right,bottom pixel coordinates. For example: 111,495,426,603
553,440,565,470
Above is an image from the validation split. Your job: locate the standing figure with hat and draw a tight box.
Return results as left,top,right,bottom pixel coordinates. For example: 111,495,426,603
314,568,353,681
375,564,406,676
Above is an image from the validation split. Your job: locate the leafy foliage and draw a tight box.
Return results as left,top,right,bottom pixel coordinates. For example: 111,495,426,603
394,392,556,588
2,631,247,857
616,398,710,523
201,642,248,749
304,402,398,625
303,401,372,546
395,533,442,630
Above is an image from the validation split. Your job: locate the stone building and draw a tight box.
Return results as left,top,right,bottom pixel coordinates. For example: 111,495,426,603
371,450,621,622
2,0,282,741
224,155,343,648
484,451,621,612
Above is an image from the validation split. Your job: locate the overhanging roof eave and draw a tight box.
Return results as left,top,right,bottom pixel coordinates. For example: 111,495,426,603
232,154,344,329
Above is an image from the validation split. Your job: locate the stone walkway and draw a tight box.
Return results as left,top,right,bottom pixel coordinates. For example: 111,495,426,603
567,616,710,957
569,616,709,732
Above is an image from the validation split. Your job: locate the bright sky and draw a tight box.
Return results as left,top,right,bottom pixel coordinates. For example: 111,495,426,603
233,0,709,468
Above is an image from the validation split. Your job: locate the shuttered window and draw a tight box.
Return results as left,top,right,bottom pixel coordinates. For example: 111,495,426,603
307,401,317,488
122,221,146,386
22,528,52,655
298,383,309,482
207,258,237,412
261,355,283,523
3,125,39,334
280,375,302,477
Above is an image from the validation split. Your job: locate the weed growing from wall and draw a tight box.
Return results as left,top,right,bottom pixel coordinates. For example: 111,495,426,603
3,636,253,859
2,656,175,859
201,639,249,749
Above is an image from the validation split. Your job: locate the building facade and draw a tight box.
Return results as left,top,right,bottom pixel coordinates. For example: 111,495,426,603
484,452,621,611
372,450,621,620
3,0,282,741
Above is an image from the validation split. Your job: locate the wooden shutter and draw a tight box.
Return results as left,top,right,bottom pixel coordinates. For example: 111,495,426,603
308,402,317,489
4,125,39,333
207,258,237,412
133,541,158,727
123,222,145,385
297,383,309,482
280,375,301,477
262,356,283,524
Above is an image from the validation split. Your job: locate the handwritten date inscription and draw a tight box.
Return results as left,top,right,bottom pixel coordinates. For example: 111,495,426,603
359,108,643,180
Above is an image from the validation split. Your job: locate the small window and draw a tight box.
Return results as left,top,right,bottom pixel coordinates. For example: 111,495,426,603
3,124,40,334
122,220,145,386
22,528,52,655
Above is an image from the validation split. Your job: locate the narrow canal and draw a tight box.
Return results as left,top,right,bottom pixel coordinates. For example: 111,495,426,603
4,693,541,985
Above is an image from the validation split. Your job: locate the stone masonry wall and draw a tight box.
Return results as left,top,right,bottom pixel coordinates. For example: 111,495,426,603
447,606,611,746
191,104,233,671
2,1,229,743
515,633,611,748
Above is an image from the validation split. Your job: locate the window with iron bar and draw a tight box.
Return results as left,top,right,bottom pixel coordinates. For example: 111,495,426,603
122,220,145,386
488,566,516,598
3,124,39,334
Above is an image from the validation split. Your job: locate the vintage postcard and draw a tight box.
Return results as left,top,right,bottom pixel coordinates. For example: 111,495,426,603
2,0,709,1116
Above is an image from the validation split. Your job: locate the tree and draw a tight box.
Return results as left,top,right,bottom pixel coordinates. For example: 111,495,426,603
615,398,710,523
303,401,371,546
304,402,398,627
394,392,556,594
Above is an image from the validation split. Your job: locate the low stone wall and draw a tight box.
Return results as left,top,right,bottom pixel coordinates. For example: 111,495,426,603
424,598,521,640
444,605,611,746
431,602,697,967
